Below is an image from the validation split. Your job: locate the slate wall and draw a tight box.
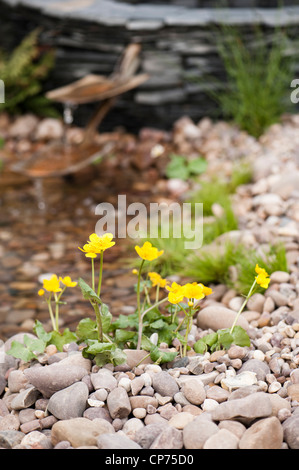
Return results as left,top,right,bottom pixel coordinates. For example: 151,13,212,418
0,0,299,132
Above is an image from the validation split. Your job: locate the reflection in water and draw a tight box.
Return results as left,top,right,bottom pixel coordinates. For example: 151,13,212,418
33,178,46,212
62,102,77,157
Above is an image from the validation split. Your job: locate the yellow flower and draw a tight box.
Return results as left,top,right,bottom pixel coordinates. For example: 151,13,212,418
135,241,164,261
78,233,115,258
255,264,269,277
38,289,45,296
183,282,206,301
132,268,138,275
59,276,77,287
256,273,271,289
42,274,62,293
166,282,185,304
199,283,213,296
255,264,270,289
148,272,168,288
166,281,212,305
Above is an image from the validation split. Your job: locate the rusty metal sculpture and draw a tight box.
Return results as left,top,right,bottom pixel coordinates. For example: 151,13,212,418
11,44,149,178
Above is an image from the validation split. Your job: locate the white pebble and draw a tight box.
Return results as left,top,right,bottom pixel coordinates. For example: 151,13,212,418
268,381,282,393
257,381,268,392
253,350,265,361
140,372,152,387
132,408,147,419
202,399,219,412
149,333,158,345
87,399,104,407
118,377,131,392
145,364,162,374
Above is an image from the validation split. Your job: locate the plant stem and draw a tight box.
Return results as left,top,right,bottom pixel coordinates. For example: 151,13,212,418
174,315,187,334
135,352,151,367
54,293,59,331
136,259,145,350
137,260,145,318
47,294,56,332
57,286,66,302
183,306,193,357
230,279,257,334
141,297,168,321
155,285,160,303
97,251,104,297
93,301,103,342
136,297,168,351
91,258,95,291
172,304,178,325
103,332,113,343
183,316,191,357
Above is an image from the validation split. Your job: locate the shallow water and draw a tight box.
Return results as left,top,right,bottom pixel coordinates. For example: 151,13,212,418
0,162,150,340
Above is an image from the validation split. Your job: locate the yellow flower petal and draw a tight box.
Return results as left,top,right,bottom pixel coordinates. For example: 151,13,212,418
135,241,164,261
148,272,168,288
43,274,62,293
38,289,45,296
198,283,213,296
255,264,269,277
183,282,205,300
168,290,185,304
255,273,271,289
79,233,115,256
60,276,77,287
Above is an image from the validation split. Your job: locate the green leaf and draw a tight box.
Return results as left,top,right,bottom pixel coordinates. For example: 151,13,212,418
165,155,189,180
78,278,101,304
33,320,52,343
114,329,136,344
188,157,208,175
6,340,37,362
109,347,127,366
150,345,178,364
141,335,155,351
94,352,112,367
231,325,251,347
149,319,166,330
76,318,98,341
204,332,218,347
111,313,138,330
50,329,77,352
100,303,112,334
193,339,207,354
23,335,46,355
83,340,114,356
217,329,234,349
83,340,127,367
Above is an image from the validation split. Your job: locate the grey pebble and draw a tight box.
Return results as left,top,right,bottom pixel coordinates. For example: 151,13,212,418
47,382,89,420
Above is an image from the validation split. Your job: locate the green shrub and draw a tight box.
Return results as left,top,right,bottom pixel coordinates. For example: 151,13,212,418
212,25,294,137
184,242,288,295
231,243,288,295
0,28,59,117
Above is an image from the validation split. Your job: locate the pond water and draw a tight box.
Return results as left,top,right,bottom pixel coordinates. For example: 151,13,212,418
0,157,159,341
